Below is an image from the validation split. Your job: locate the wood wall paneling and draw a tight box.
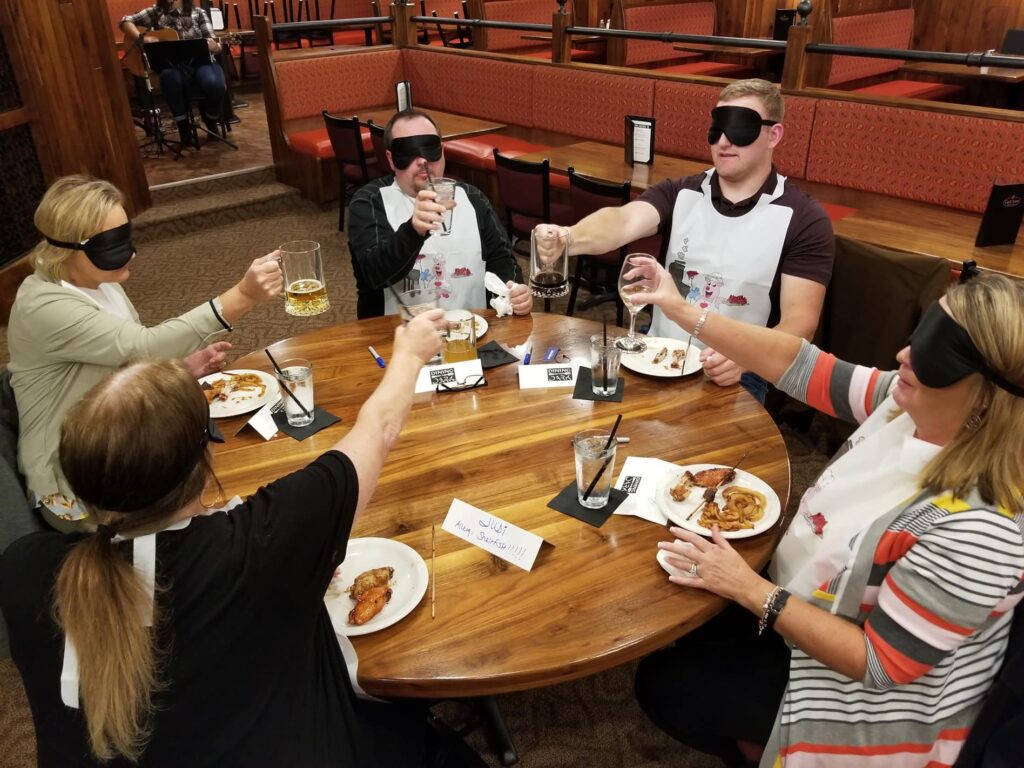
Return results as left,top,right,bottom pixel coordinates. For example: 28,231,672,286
0,0,150,216
915,0,1024,52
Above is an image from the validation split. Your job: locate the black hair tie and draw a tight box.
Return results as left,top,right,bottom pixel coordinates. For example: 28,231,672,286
96,524,117,541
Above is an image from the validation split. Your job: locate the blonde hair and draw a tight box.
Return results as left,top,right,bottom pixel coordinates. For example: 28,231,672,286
54,361,215,762
920,274,1024,514
31,175,123,282
718,78,785,123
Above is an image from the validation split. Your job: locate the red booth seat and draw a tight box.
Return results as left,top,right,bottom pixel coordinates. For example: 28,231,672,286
852,80,965,101
290,127,373,158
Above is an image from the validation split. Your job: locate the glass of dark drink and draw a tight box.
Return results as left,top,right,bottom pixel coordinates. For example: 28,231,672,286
529,225,570,299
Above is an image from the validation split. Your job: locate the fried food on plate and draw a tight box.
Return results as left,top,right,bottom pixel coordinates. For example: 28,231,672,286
693,467,736,488
698,485,767,532
670,348,686,369
652,347,668,365
347,566,395,600
348,585,393,625
202,372,267,404
669,471,696,501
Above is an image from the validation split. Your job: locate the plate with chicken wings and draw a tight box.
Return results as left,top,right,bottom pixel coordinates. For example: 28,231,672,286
324,538,428,636
655,464,781,539
618,337,701,378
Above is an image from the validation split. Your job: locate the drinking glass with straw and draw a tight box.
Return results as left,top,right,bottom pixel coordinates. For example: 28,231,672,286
574,414,622,509
265,349,315,428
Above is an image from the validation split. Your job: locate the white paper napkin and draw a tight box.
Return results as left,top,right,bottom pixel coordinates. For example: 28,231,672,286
613,456,676,525
485,271,513,317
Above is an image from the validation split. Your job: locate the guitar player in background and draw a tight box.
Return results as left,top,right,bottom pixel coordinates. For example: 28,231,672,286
120,0,226,147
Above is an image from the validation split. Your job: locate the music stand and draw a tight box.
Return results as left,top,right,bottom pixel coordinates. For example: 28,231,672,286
144,38,237,150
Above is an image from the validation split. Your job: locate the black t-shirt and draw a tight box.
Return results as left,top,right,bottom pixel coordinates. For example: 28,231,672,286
0,452,429,768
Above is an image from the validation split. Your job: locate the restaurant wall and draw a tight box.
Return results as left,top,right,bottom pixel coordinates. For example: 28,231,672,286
0,0,150,220
914,0,1024,53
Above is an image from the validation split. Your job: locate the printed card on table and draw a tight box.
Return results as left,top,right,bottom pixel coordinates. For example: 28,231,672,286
236,399,281,441
442,499,544,571
414,359,484,394
613,456,675,525
518,363,579,389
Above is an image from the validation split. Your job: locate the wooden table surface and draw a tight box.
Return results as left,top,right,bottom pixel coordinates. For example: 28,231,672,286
672,42,782,58
214,312,790,698
899,61,1024,84
283,107,506,141
515,141,1024,276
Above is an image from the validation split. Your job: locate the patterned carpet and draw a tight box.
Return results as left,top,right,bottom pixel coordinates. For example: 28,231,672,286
0,173,832,767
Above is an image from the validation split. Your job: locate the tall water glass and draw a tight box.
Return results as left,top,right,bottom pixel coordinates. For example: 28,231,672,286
280,240,329,316
574,428,617,509
432,178,457,236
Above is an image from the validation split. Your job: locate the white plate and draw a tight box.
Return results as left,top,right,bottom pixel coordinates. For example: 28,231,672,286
619,337,701,377
324,537,428,636
655,464,781,539
473,314,489,339
199,369,277,419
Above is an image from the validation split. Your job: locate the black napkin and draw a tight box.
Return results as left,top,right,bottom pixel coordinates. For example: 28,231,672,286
477,340,520,370
547,482,629,527
207,419,225,443
573,367,625,402
272,407,341,441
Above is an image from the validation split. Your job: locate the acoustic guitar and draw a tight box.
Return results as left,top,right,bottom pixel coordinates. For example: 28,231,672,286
122,27,180,77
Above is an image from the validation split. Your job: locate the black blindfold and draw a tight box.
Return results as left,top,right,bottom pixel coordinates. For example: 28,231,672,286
910,302,1024,397
389,134,443,170
44,221,135,271
707,106,777,147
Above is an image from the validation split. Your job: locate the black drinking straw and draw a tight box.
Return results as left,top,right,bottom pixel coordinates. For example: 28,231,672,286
264,349,312,417
582,414,622,501
388,282,408,309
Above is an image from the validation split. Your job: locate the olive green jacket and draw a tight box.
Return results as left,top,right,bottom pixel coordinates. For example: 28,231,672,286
7,272,227,501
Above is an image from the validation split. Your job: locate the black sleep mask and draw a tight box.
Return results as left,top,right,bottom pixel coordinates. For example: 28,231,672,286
389,134,443,169
909,302,1024,396
707,106,778,147
44,221,135,271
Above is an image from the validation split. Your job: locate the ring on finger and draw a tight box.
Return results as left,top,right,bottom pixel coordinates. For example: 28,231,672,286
688,562,698,577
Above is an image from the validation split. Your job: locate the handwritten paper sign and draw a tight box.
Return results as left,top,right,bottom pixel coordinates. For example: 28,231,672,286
414,359,484,394
442,499,544,571
518,363,579,389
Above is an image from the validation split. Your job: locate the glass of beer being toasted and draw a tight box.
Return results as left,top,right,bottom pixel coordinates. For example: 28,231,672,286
280,240,329,316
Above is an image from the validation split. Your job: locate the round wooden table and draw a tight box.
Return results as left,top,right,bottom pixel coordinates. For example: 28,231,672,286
215,312,790,698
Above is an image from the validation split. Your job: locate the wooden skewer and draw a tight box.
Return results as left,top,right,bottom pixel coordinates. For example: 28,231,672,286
431,524,436,619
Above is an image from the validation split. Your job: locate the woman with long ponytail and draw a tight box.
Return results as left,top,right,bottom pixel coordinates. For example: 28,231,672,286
0,314,487,767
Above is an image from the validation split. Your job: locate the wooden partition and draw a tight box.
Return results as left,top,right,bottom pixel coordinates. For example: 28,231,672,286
914,0,1024,53
0,2,148,214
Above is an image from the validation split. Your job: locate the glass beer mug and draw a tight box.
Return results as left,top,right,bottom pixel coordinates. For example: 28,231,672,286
529,225,570,299
280,240,330,317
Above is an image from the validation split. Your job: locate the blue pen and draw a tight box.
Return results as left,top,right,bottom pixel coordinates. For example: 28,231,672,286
367,346,386,368
522,341,533,365
543,346,559,363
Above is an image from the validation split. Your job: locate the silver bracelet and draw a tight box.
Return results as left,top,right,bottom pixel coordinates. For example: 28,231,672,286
691,307,710,338
758,585,782,636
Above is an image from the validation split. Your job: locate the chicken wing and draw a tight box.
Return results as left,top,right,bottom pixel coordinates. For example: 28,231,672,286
347,566,395,600
348,585,393,625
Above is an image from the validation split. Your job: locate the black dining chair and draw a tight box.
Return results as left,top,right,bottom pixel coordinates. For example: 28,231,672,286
365,119,389,172
322,110,379,231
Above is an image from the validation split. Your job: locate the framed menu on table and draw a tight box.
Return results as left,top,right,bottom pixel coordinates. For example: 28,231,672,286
624,115,655,166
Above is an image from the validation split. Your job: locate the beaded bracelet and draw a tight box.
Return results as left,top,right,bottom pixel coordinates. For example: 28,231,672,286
757,585,782,636
691,306,710,338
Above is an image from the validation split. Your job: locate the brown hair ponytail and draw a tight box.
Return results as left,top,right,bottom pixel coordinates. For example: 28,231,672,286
53,361,214,761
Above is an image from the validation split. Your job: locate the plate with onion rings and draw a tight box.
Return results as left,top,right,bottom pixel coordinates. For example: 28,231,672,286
655,463,781,539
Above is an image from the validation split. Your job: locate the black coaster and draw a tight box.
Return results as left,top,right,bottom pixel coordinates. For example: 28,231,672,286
477,340,520,369
547,482,629,527
272,407,341,441
207,419,225,443
573,367,625,402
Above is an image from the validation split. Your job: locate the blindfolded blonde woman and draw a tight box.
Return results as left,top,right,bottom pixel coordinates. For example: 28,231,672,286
626,257,1024,768
7,175,282,530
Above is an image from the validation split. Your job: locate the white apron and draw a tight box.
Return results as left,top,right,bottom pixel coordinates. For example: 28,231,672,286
770,398,941,601
379,182,486,314
649,170,791,343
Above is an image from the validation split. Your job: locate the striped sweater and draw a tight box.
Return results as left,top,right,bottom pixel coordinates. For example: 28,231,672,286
761,341,1024,768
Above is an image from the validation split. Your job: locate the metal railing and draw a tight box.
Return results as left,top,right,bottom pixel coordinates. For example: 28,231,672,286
806,43,1024,69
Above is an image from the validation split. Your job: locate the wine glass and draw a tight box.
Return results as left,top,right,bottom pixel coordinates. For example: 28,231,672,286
616,253,651,353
